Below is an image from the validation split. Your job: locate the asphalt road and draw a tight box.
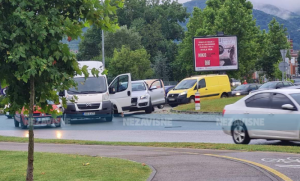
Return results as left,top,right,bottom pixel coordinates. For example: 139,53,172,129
1,142,299,181
1,114,300,146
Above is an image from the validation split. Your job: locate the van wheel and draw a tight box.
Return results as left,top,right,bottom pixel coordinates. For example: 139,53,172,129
169,104,178,107
189,96,195,103
14,116,19,127
221,93,228,98
157,105,164,109
231,121,250,144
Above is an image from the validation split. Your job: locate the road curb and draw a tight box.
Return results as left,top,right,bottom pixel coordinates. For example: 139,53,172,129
147,165,157,181
170,109,222,115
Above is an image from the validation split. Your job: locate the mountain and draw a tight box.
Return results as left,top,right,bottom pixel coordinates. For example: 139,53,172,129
182,0,300,50
253,4,299,20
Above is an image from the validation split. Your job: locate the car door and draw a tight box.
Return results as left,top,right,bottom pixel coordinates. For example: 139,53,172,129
194,78,209,99
244,93,273,137
267,93,299,139
109,73,132,113
148,80,165,105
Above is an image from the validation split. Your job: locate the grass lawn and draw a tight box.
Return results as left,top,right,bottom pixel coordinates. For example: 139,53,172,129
174,96,244,113
1,136,300,154
0,150,151,181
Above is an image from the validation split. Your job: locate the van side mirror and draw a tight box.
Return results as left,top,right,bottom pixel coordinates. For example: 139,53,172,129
109,87,116,94
59,91,65,97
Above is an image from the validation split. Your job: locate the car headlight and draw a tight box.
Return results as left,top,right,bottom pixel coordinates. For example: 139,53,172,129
102,92,109,101
236,93,241,96
140,95,148,100
179,91,187,96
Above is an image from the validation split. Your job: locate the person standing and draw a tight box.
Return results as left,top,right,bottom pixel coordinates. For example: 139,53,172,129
243,80,247,85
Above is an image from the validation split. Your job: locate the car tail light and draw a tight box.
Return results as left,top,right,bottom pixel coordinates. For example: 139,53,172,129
222,109,225,116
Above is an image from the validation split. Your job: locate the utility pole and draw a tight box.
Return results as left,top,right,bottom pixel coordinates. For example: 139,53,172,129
101,0,105,69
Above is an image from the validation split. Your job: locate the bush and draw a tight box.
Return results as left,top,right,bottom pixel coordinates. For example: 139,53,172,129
0,96,5,108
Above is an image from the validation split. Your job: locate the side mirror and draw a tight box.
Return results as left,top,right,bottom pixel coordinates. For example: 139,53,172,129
109,87,116,94
282,104,296,111
150,86,157,90
59,91,65,97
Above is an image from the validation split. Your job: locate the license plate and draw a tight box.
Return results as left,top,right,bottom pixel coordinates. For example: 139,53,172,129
83,112,95,116
131,103,137,106
168,98,175,101
37,118,50,121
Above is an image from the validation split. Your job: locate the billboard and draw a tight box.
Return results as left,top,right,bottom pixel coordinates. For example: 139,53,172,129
194,36,238,71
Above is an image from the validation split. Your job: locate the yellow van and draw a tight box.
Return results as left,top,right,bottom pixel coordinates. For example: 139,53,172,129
167,74,231,107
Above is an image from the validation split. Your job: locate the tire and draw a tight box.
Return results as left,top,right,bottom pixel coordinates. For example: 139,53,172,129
145,100,153,114
14,116,19,128
189,96,195,103
280,140,291,144
157,105,164,109
231,121,250,144
221,93,228,98
106,108,114,122
169,104,178,107
55,121,61,128
20,117,27,129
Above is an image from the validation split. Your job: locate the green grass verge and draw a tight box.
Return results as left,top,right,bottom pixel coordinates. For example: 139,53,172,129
1,136,300,154
0,150,151,181
174,96,244,113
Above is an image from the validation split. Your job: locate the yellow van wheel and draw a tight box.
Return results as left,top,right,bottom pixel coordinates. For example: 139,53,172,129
189,96,195,103
221,93,228,98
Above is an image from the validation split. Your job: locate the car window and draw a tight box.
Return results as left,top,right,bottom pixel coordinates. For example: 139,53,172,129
195,79,206,89
151,80,162,88
132,82,146,91
259,82,277,89
110,75,128,93
290,93,300,106
283,82,292,87
276,82,284,88
249,85,257,90
245,93,271,108
269,93,295,109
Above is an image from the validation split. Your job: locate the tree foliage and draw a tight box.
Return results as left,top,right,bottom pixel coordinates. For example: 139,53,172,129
109,46,153,80
0,0,123,180
76,26,102,60
101,25,142,58
258,18,290,79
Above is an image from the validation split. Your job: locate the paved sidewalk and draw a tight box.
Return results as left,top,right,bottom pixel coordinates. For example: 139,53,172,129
1,142,298,181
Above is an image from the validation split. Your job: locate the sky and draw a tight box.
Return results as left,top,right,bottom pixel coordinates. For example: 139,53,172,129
178,0,300,12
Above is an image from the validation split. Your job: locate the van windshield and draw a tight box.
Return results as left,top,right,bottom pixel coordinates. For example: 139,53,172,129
174,79,197,90
68,77,107,94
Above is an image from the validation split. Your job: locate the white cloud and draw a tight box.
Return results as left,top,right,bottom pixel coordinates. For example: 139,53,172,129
179,0,300,13
249,0,300,12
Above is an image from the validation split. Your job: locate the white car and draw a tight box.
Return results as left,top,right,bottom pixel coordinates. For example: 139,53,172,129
130,80,165,114
222,89,300,144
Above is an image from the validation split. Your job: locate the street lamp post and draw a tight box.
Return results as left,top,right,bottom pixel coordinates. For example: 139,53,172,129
101,0,105,69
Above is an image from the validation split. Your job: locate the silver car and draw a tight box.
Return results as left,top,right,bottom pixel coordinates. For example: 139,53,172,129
222,89,300,144
130,80,165,114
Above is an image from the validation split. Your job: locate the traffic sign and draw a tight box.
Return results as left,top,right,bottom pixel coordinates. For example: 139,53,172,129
279,61,289,72
280,49,287,61
0,88,6,96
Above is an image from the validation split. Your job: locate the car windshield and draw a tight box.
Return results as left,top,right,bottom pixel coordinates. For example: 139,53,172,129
132,82,146,91
259,82,277,89
68,76,107,94
234,85,248,91
47,100,55,105
174,79,197,90
290,93,300,106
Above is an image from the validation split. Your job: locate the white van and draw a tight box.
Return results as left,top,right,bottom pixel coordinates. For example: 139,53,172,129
59,61,132,123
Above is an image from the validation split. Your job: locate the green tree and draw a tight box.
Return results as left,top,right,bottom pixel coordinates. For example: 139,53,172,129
76,26,102,60
0,0,122,180
101,25,142,58
259,18,290,79
109,46,153,80
153,51,169,81
173,7,204,80
175,0,262,80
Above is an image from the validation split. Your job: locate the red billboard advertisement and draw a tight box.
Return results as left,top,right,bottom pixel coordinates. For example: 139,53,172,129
194,36,238,71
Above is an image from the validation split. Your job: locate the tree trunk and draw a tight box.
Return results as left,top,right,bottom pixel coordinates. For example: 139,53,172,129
26,76,35,181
